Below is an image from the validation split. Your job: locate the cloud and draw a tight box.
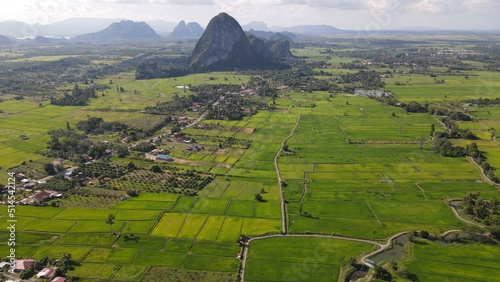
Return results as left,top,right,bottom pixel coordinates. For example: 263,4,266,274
93,0,214,4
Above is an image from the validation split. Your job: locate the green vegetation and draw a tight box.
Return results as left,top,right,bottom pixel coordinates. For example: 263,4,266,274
1,34,500,282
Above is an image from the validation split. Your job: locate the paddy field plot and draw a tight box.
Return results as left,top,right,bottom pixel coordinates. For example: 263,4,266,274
245,237,374,282
406,242,500,282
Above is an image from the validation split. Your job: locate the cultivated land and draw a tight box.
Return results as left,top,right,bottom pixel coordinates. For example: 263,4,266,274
0,35,499,281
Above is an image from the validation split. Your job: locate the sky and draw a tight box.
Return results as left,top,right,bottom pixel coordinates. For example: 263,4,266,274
1,0,499,30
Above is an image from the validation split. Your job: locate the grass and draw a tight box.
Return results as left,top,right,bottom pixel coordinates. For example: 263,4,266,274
122,221,156,235
23,219,76,233
114,209,161,221
406,242,500,282
245,237,374,281
112,265,149,281
241,218,281,236
142,267,237,282
134,250,186,267
190,198,229,215
183,255,239,272
171,196,196,212
151,213,186,237
191,241,239,257
68,263,120,280
196,215,225,241
55,233,115,246
55,208,115,220
83,247,137,263
69,220,125,233
164,238,193,253
226,200,255,217
15,206,66,218
33,245,92,260
217,217,243,242
177,214,207,238
117,235,167,249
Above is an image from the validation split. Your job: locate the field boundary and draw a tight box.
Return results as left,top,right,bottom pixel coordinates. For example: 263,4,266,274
275,114,301,234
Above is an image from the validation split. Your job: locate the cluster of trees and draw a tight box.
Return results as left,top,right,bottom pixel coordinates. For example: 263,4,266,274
337,70,384,89
135,60,190,79
37,174,77,194
462,192,499,223
467,142,499,183
186,135,252,149
131,142,156,153
439,117,478,140
20,253,77,280
207,95,264,120
368,93,428,113
432,136,467,157
43,129,115,161
463,97,500,106
145,89,216,115
50,84,96,106
74,162,125,179
76,117,128,135
461,192,500,239
246,66,340,92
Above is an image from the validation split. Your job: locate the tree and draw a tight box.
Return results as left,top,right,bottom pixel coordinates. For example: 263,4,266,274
373,265,392,281
106,213,116,233
151,165,163,173
127,162,136,171
420,230,429,238
430,124,435,136
44,163,56,175
255,193,265,202
66,121,71,130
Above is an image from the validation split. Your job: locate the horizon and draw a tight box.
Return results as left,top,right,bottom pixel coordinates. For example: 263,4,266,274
1,0,499,32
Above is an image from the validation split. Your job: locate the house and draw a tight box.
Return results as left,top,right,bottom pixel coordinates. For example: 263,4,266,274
33,191,52,203
156,154,173,162
186,144,203,152
52,277,67,282
16,173,27,179
26,190,62,204
37,267,57,278
15,259,35,271
0,261,10,268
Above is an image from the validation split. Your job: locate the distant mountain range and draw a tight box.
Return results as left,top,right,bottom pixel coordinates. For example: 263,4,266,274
73,20,160,41
1,17,477,40
0,18,176,38
168,21,204,38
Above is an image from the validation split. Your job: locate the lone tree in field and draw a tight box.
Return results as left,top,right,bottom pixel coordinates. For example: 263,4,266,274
106,213,116,234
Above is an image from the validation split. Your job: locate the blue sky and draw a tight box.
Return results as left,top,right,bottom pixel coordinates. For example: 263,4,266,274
1,0,499,30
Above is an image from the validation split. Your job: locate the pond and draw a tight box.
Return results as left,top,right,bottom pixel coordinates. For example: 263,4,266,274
369,234,409,264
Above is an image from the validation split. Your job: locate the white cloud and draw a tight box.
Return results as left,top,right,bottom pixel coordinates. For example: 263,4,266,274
93,0,214,4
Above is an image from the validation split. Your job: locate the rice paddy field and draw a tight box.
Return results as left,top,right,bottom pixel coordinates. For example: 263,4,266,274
1,42,500,281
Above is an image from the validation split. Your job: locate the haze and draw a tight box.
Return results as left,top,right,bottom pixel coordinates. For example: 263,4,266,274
1,0,500,31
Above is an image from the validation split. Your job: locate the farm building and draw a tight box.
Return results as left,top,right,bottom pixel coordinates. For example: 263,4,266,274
15,259,35,271
52,277,66,282
37,267,57,278
156,154,173,162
